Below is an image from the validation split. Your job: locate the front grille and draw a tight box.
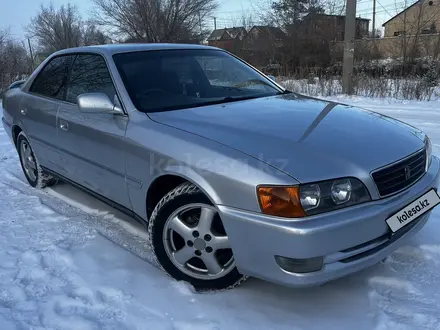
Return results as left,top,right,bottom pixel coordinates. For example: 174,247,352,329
372,149,426,197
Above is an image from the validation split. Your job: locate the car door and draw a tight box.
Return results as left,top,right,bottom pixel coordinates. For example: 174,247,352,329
56,53,131,208
20,55,74,171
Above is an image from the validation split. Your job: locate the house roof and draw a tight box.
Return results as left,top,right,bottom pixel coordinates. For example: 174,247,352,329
304,13,370,22
207,29,227,41
207,27,247,41
249,26,286,40
382,0,422,26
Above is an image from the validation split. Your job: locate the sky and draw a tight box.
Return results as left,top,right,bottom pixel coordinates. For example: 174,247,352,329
0,0,414,42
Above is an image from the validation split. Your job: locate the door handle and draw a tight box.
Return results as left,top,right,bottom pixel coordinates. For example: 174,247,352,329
59,120,69,131
20,109,27,115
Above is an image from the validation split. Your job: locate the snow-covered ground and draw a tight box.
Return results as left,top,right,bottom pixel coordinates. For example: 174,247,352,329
1,97,440,330
280,78,440,101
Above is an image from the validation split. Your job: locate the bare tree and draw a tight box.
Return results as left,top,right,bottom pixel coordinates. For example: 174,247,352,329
83,23,112,45
259,0,327,28
92,0,218,43
27,3,83,53
324,0,345,15
0,29,29,94
371,28,382,38
26,3,110,54
256,0,345,71
227,11,256,30
0,28,8,45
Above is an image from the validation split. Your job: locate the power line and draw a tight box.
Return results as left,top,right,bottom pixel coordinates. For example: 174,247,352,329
209,0,439,31
212,3,409,21
377,0,407,17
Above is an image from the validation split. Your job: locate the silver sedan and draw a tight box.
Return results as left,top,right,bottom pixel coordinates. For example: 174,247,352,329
2,43,440,291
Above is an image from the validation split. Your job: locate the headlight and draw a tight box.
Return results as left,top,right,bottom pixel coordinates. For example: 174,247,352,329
331,178,352,205
300,178,370,215
257,178,371,218
425,135,432,172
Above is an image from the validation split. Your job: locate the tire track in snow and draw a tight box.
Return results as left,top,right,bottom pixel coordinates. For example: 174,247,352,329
1,164,154,260
0,166,173,329
0,149,172,328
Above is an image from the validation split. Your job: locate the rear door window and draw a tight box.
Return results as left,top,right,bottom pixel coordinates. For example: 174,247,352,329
30,55,74,100
66,54,116,104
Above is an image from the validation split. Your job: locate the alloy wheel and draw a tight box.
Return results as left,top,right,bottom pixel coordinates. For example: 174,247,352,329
162,203,235,280
20,140,37,182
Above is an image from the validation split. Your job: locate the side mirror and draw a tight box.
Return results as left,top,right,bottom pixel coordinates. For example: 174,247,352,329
267,75,276,82
77,93,123,115
8,80,26,90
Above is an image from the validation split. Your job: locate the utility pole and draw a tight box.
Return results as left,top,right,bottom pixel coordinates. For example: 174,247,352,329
214,17,217,30
403,0,408,64
372,0,376,37
342,0,357,95
198,11,203,40
27,38,35,71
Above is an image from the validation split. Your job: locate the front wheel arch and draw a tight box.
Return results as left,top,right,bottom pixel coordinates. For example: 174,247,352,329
146,174,188,219
148,182,248,291
145,167,222,221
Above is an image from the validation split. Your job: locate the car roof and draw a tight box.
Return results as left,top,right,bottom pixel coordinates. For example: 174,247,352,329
52,43,221,57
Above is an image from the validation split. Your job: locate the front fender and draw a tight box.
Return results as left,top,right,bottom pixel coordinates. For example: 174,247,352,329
125,111,300,220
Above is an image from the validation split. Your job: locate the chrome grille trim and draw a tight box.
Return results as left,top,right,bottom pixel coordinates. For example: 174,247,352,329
371,148,426,198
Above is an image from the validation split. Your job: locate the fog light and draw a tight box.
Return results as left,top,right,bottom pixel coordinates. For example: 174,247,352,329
275,255,323,273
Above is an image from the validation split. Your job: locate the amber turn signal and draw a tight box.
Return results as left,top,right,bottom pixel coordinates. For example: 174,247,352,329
257,186,306,218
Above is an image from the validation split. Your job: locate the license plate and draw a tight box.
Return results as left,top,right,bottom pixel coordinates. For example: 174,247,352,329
386,189,440,233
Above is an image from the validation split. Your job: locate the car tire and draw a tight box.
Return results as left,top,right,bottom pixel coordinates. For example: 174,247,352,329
148,182,248,291
17,132,58,188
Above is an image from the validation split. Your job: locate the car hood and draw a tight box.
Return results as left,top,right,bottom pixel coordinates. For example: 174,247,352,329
148,94,425,183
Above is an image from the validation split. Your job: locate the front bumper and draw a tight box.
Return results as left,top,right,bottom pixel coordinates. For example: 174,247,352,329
219,156,440,287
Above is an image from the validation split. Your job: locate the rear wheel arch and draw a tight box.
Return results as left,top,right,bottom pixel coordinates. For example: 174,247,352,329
12,125,23,147
16,131,57,188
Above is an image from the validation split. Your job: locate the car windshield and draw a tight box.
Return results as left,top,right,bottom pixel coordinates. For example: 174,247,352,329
113,49,282,113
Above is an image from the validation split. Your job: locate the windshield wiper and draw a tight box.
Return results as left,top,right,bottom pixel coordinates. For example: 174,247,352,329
147,93,281,113
202,95,268,106
222,95,264,102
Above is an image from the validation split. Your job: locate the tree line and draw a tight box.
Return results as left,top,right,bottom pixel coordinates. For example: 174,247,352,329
1,0,439,94
0,0,218,92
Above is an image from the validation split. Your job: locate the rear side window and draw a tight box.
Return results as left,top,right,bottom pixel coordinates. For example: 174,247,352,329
30,55,73,100
66,54,116,104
